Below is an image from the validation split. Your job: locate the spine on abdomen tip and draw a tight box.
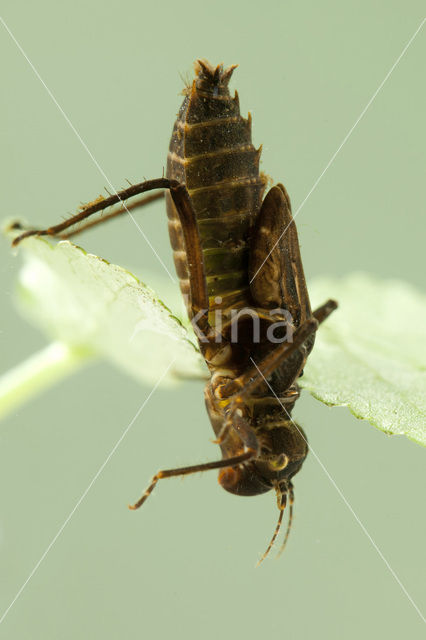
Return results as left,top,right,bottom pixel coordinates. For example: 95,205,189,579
166,75,267,328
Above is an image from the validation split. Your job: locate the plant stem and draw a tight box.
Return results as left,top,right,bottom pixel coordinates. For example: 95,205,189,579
0,341,93,422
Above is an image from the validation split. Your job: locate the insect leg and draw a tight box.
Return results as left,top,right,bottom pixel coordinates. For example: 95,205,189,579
221,298,337,403
12,178,172,246
9,192,164,240
60,192,164,238
219,315,321,401
312,299,338,324
165,182,209,336
12,177,214,341
129,410,259,510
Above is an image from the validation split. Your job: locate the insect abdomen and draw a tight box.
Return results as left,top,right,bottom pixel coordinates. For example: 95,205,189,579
166,60,267,325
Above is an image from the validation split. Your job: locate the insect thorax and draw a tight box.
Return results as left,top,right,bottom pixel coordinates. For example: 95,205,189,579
205,384,308,497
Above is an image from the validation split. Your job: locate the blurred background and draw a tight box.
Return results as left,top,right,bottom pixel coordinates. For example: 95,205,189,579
0,1,425,638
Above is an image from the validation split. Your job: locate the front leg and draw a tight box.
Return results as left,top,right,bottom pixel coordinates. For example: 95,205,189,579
129,408,260,510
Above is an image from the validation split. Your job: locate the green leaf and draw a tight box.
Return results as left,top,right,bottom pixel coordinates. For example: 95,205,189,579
12,235,206,386
301,273,426,447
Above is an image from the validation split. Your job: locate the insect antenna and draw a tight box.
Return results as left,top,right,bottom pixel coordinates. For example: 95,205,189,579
256,486,287,566
277,493,294,559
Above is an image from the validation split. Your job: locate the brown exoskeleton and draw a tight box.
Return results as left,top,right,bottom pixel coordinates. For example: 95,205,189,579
13,60,337,562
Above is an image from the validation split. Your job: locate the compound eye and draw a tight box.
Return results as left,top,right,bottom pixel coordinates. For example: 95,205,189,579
218,466,242,491
268,453,289,472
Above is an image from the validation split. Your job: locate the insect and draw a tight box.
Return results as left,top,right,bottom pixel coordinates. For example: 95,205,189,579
13,60,337,563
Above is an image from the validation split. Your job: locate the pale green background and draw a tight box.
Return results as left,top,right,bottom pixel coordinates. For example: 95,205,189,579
0,1,425,639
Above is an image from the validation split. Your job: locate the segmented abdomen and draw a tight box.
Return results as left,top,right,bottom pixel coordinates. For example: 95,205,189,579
166,64,267,327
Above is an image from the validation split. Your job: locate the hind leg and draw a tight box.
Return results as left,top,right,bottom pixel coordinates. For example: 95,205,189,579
12,177,225,348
